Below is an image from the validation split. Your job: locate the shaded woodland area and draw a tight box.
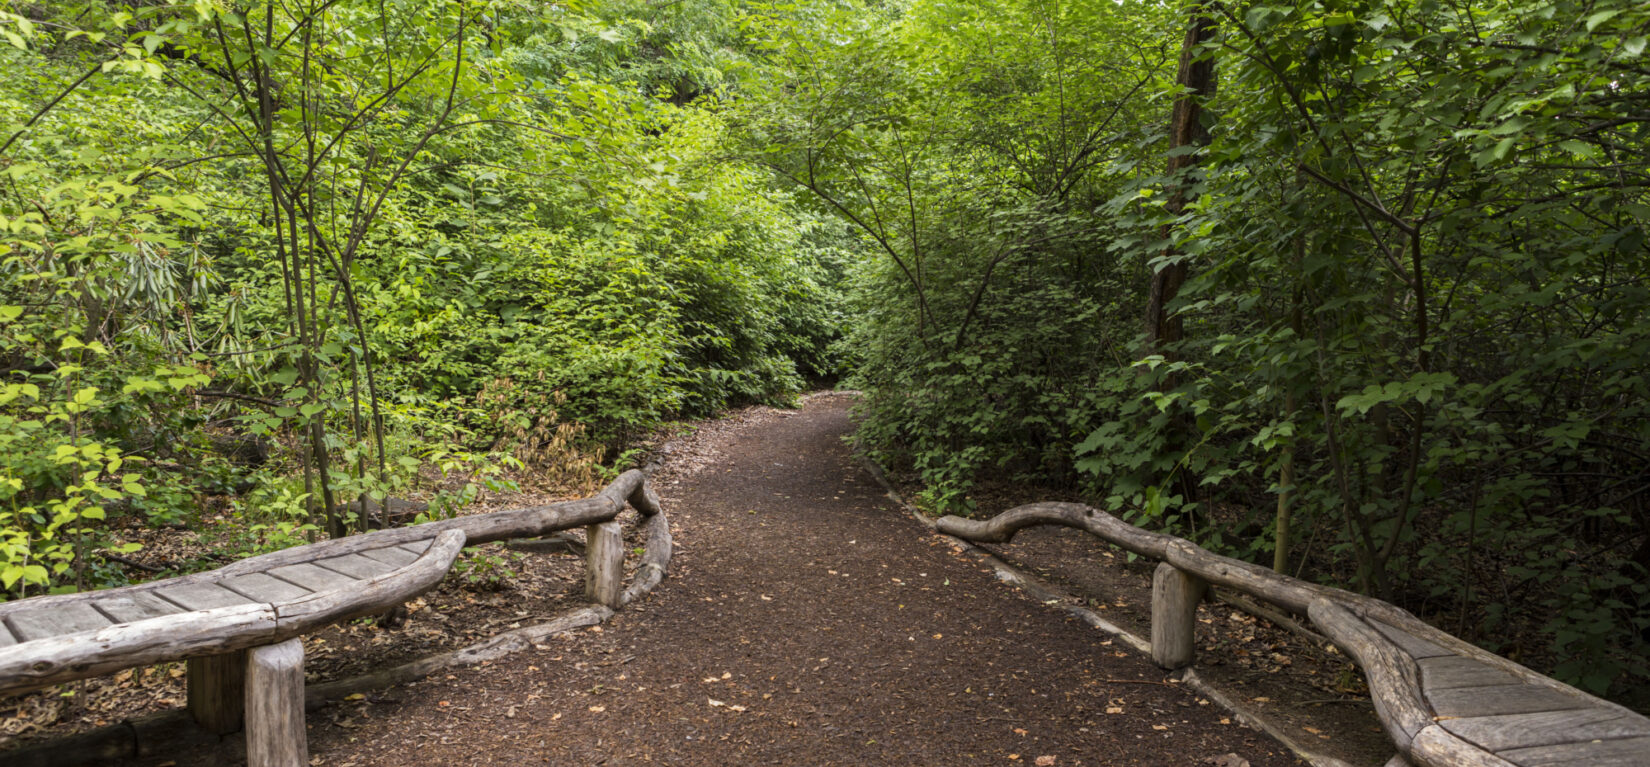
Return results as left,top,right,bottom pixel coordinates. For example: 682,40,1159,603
2,0,1647,713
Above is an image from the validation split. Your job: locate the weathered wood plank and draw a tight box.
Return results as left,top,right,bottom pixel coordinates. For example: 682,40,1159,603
95,592,185,624
156,582,255,611
0,473,659,702
274,530,464,633
584,520,624,608
0,470,647,620
8,602,112,641
396,540,431,555
358,545,420,568
1441,708,1650,752
1498,734,1650,766
1420,655,1522,690
1308,598,1430,749
314,553,394,580
1150,561,1205,670
1369,619,1454,659
0,603,278,693
1408,724,1521,767
188,649,247,735
1427,683,1593,719
265,563,359,593
245,638,307,767
221,573,312,603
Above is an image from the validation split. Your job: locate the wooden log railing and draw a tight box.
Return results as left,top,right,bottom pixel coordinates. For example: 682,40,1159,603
936,502,1650,767
0,469,670,767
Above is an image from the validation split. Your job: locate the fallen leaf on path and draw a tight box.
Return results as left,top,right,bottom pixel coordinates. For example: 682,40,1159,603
1035,757,1056,766
1201,755,1249,767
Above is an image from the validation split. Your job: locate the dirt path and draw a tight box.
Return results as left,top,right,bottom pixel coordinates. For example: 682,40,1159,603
265,394,1304,766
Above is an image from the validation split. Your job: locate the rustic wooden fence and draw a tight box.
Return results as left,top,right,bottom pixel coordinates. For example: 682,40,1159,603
0,470,672,767
936,502,1650,767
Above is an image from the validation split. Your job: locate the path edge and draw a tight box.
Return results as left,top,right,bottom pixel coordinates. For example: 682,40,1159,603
857,450,1364,767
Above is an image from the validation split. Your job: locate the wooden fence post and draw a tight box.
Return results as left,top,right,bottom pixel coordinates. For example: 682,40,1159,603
245,639,307,767
187,649,248,734
585,520,624,608
1151,562,1207,669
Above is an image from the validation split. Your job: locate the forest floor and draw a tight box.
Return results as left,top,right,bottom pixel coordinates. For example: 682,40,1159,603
9,393,1389,766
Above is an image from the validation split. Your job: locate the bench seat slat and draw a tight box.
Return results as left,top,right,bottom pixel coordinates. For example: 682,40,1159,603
1420,655,1522,690
359,546,420,568
1370,618,1454,659
1441,708,1650,753
96,592,186,624
156,582,256,611
0,624,14,646
315,553,394,580
266,563,358,592
1428,683,1594,719
396,540,432,555
1499,734,1650,766
222,572,312,602
8,602,113,641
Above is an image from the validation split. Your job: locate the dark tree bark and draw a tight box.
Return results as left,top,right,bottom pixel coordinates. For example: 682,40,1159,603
1142,4,1218,358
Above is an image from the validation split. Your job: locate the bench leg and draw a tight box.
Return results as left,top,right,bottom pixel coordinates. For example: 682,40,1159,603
246,639,308,767
585,520,624,608
188,649,248,735
1151,562,1207,669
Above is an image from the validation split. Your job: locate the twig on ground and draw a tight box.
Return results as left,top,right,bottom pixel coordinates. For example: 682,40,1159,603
97,552,167,572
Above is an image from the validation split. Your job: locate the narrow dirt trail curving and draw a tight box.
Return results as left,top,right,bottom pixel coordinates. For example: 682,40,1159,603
291,394,1304,766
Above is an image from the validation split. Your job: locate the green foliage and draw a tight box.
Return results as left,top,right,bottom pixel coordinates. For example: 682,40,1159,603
1092,0,1650,700
451,548,525,592
742,0,1650,705
0,0,846,597
739,0,1167,512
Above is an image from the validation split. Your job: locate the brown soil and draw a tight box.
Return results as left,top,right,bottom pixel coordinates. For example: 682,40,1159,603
18,394,1314,766
974,528,1393,766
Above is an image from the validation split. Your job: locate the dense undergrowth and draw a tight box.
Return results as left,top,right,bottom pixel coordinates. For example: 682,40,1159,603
0,0,845,595
739,0,1650,706
3,0,1648,710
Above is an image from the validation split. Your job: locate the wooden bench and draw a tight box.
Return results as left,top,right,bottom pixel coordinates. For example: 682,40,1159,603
0,470,662,766
936,502,1650,767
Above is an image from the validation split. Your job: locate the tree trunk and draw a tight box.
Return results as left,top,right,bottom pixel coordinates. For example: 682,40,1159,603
1142,4,1218,359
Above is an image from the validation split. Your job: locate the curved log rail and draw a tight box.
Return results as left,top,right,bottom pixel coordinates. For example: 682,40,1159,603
0,470,671,767
937,503,1650,767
